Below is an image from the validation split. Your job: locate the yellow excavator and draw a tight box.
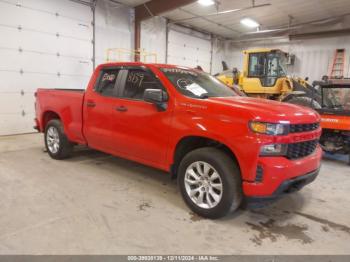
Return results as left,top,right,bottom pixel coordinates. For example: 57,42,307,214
215,48,321,108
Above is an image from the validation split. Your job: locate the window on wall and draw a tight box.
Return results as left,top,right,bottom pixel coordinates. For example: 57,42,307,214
95,69,120,97
122,69,163,100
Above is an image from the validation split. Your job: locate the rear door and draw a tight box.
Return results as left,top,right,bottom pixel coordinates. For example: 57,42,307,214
83,67,123,152
110,67,173,168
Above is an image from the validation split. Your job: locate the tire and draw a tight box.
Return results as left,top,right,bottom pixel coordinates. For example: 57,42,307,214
44,119,73,160
178,147,242,219
287,96,321,109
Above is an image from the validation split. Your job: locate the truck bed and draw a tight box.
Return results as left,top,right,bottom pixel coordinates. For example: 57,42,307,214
52,88,85,92
35,88,86,144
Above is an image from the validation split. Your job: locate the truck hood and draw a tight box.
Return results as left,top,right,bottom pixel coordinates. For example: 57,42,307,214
209,96,320,123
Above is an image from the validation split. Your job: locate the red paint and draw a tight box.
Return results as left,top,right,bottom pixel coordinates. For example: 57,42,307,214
35,62,322,198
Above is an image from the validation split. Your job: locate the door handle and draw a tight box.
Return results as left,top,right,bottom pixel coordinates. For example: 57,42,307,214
86,101,96,108
116,106,128,112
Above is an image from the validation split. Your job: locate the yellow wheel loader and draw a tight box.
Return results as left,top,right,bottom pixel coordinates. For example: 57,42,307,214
216,48,321,108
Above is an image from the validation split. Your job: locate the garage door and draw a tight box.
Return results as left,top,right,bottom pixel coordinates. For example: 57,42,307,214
0,0,93,135
167,29,212,73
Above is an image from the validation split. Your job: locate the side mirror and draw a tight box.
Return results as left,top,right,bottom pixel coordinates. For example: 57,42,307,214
144,89,168,111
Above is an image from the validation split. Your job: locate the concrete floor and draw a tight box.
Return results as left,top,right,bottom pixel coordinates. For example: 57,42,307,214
0,133,349,255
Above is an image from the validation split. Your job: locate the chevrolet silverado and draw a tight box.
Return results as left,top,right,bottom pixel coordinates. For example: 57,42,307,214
35,62,322,218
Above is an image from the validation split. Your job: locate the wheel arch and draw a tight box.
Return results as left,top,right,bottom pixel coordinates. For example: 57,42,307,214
170,136,241,179
42,111,61,131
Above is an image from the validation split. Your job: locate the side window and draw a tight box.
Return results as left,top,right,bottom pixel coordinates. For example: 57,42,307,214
95,69,120,97
267,57,278,77
122,69,163,100
248,53,265,77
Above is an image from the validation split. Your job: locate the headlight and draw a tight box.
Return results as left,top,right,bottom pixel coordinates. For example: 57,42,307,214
249,121,288,135
260,144,287,156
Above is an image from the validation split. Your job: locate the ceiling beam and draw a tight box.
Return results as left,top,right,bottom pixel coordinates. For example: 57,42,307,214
135,0,197,22
69,0,93,6
134,0,197,61
289,28,350,40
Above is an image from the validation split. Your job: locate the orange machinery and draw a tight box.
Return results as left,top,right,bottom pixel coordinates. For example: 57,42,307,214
313,79,350,164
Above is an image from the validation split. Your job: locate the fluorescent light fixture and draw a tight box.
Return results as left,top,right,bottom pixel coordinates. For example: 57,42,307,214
197,0,215,6
240,17,260,28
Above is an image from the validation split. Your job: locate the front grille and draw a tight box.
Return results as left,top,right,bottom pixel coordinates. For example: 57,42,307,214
289,123,319,133
286,140,318,159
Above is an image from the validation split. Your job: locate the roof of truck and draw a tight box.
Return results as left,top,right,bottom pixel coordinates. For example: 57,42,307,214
100,61,190,68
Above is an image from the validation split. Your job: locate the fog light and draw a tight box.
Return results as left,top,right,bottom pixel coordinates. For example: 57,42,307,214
260,144,287,156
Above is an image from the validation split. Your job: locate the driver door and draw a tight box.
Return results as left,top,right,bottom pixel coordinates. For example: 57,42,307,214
109,67,173,168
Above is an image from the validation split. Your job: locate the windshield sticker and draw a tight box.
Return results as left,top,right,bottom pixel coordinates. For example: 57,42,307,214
177,78,192,89
176,78,208,96
186,83,208,96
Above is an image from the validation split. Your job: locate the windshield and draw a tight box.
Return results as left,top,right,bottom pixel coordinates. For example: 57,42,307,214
322,86,350,110
160,68,237,99
248,51,287,86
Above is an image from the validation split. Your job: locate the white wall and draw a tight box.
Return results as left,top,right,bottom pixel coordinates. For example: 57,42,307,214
2,0,349,135
211,38,242,75
0,0,135,135
0,0,93,135
167,25,212,72
95,0,134,65
138,19,241,75
140,16,167,63
140,19,216,72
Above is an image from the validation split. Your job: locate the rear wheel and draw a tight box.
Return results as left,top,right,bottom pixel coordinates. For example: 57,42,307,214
45,119,73,159
178,147,242,219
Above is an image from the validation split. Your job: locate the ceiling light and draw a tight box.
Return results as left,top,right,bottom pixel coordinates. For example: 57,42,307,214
240,17,260,28
197,0,215,6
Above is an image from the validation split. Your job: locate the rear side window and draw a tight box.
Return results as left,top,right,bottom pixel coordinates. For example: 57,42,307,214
122,69,163,100
95,69,120,97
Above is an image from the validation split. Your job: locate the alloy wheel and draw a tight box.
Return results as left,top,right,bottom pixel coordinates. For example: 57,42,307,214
184,161,223,209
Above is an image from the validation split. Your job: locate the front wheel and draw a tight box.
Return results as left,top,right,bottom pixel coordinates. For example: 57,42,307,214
178,147,242,219
44,119,73,159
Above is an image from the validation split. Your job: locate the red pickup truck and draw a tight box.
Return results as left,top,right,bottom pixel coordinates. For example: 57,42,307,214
35,62,322,218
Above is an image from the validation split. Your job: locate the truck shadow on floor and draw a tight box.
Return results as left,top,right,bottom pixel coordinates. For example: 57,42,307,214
63,146,312,214
59,146,350,246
